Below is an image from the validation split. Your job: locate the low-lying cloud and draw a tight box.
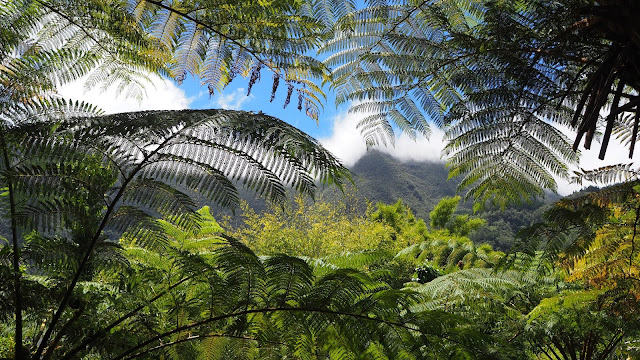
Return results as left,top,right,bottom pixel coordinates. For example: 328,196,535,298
319,109,447,167
58,74,191,114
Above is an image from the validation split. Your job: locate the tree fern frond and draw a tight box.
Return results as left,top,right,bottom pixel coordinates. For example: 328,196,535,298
127,0,331,120
64,109,348,208
264,254,314,307
122,178,200,230
21,232,79,278
571,163,640,186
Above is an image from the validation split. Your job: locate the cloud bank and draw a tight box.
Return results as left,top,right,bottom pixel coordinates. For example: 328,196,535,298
58,74,191,114
319,109,447,168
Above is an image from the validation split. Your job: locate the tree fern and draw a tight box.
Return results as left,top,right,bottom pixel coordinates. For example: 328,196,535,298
73,233,493,359
127,0,354,121
322,0,640,206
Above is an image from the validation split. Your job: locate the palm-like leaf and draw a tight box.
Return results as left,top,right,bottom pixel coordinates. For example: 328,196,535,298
0,108,349,359
322,0,640,205
126,0,350,120
572,163,640,185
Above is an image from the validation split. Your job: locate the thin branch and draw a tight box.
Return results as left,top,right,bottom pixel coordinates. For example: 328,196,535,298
599,79,626,159
42,308,83,359
608,97,640,120
628,109,639,158
596,331,624,360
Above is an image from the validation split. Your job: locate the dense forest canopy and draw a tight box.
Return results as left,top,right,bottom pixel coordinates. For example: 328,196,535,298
1,0,640,359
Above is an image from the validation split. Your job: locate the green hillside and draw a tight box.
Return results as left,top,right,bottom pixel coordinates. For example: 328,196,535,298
223,150,557,250
347,150,459,220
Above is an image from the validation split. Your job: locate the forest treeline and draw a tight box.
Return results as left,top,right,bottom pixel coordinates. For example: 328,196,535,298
233,150,554,251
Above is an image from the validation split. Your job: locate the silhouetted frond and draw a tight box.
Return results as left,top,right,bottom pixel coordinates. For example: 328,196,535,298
572,163,640,185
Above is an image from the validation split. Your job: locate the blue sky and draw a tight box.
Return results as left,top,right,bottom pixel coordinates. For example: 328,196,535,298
59,72,633,196
183,75,341,140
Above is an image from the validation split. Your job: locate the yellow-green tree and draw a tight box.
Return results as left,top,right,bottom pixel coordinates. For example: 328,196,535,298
231,194,399,258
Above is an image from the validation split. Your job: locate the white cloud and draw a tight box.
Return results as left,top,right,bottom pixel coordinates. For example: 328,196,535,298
319,110,369,167
58,74,191,114
319,109,446,167
376,128,446,163
213,88,253,110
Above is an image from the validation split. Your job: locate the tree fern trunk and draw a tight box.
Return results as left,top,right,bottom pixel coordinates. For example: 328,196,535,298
0,128,24,360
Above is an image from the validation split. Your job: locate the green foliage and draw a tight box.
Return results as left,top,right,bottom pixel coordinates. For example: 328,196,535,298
0,108,349,359
449,215,486,238
3,207,496,359
232,194,399,258
1,0,167,102
6,0,640,358
430,196,461,230
492,182,640,358
429,196,487,237
524,289,636,360
1,1,357,358
370,199,428,246
396,236,503,273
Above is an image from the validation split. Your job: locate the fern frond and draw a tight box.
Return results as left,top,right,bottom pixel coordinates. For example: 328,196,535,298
571,163,640,186
322,0,640,205
128,0,332,120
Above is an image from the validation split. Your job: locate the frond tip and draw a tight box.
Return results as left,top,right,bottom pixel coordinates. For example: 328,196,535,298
571,163,640,186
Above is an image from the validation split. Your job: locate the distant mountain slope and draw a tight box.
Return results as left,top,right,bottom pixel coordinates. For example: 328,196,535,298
345,150,460,220
225,150,556,250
